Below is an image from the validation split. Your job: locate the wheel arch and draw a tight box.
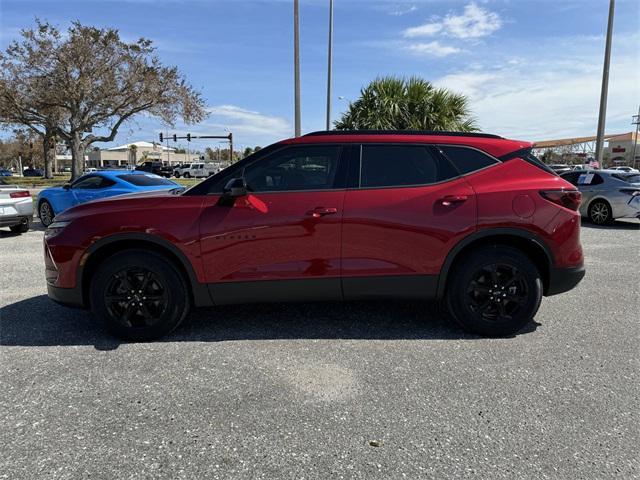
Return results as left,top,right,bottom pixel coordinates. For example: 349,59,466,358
79,233,212,308
437,228,554,299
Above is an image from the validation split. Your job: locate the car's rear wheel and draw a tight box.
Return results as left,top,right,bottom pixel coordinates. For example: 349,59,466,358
9,218,30,233
588,199,612,225
38,200,54,227
90,250,190,341
446,246,542,337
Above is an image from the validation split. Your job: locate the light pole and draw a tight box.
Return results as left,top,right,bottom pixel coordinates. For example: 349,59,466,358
594,0,615,169
632,106,640,168
325,0,334,131
294,0,301,137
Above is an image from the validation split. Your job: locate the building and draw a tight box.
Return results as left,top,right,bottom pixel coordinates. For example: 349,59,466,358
87,141,202,168
533,131,639,167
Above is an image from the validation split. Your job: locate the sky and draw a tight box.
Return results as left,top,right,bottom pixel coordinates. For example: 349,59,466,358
0,0,639,152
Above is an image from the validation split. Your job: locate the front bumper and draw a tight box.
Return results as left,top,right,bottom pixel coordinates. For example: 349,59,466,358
47,283,85,308
546,265,586,296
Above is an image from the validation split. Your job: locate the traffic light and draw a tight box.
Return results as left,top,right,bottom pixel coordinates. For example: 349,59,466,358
186,133,191,142
159,133,163,142
172,134,177,142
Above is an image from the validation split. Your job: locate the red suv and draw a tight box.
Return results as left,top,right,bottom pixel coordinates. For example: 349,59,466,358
44,131,584,340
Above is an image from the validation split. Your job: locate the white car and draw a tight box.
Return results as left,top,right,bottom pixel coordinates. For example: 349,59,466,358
181,162,217,178
0,186,33,233
609,166,639,173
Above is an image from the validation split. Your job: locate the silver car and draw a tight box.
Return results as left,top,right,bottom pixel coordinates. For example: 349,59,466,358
0,185,33,233
560,170,640,225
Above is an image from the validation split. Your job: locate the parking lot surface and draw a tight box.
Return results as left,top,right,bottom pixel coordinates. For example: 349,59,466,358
1,219,638,479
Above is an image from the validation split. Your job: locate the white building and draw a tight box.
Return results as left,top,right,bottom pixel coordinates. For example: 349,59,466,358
87,141,201,168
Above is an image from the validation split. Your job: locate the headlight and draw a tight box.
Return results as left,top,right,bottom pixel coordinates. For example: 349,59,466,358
44,221,71,239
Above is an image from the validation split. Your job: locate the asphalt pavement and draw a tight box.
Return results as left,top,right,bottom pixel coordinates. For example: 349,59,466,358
1,219,638,479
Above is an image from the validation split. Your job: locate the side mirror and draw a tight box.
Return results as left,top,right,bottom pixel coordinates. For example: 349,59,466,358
223,178,248,198
63,183,71,190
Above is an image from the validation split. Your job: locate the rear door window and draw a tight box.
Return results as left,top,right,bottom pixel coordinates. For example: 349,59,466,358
359,145,458,188
439,146,499,175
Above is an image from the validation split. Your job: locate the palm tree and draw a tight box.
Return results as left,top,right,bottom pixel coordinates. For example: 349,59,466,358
334,76,478,132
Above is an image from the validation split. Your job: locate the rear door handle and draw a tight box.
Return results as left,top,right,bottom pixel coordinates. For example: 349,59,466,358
306,207,338,217
438,195,468,206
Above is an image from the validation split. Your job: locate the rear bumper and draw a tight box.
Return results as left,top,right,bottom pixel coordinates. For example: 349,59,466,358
47,283,85,308
546,265,585,296
0,214,31,227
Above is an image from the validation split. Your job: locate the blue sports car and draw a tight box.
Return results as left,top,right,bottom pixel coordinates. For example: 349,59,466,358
37,170,181,226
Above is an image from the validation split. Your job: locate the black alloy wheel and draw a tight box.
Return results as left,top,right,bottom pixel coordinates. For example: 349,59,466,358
104,268,169,329
39,200,54,227
90,250,190,341
466,263,529,322
446,246,542,337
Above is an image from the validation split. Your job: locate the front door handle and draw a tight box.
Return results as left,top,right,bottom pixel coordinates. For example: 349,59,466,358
306,207,338,217
438,195,468,206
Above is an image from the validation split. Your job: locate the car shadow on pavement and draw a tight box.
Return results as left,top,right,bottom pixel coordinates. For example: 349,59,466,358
581,219,640,230
0,295,539,350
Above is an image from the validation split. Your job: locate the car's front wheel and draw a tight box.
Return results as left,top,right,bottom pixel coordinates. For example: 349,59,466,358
588,199,612,225
183,172,191,178
38,200,54,227
446,246,542,337
90,250,191,341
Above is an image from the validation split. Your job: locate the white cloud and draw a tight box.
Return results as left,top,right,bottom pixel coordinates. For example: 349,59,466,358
433,35,640,140
406,41,461,57
404,22,442,37
204,105,291,143
404,2,502,39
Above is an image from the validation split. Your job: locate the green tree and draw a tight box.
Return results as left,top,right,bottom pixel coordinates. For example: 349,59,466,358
334,76,477,132
0,21,206,180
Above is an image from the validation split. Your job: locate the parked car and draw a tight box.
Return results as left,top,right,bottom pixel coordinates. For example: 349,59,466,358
0,168,13,177
560,170,640,224
135,161,173,178
0,186,33,233
608,166,639,173
22,168,44,177
43,130,585,341
173,163,191,178
181,162,217,178
36,170,181,227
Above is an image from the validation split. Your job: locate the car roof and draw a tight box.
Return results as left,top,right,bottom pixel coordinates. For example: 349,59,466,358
280,130,532,158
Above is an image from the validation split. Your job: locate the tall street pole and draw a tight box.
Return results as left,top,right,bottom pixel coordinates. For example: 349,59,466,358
325,0,334,131
595,0,615,168
631,106,640,168
294,0,301,137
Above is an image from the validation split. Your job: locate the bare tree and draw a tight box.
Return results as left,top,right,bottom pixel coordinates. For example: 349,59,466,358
0,21,207,180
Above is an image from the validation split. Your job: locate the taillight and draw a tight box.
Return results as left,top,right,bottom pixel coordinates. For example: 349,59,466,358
620,188,640,197
10,190,30,198
539,189,581,211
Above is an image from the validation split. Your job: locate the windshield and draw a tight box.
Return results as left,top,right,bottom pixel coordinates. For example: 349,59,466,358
118,174,176,186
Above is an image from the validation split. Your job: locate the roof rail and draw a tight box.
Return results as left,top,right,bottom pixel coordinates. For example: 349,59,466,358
303,130,503,139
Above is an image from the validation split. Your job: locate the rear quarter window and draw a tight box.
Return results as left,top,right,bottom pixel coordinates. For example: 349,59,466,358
439,146,499,175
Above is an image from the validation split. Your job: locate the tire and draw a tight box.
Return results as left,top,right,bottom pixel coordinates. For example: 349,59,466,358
184,172,191,178
38,200,54,227
90,249,191,341
588,199,612,225
446,246,543,337
174,172,181,178
9,218,30,233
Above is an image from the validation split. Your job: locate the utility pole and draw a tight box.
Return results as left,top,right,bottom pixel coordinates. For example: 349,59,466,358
595,0,615,169
632,106,640,168
294,0,301,137
325,0,334,131
229,132,234,163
